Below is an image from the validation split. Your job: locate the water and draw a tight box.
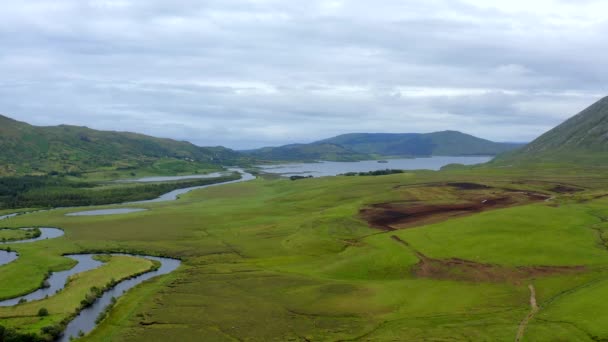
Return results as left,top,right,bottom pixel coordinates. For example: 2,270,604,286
0,250,18,267
258,156,493,177
0,254,103,306
59,255,181,342
114,172,227,183
127,169,256,204
0,169,248,338
0,227,65,245
66,208,148,216
0,228,65,268
0,213,19,220
0,230,180,339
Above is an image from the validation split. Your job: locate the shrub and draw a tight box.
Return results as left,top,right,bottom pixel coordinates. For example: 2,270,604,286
38,308,49,317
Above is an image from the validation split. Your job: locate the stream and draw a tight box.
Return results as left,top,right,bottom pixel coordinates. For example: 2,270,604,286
0,169,255,340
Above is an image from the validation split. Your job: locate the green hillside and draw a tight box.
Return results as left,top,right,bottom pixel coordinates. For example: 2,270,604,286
246,131,521,162
493,96,608,166
320,131,521,156
0,114,244,177
242,143,370,162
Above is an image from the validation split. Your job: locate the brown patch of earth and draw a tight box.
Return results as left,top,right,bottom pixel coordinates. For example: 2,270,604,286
446,182,492,190
390,235,585,283
550,184,584,193
413,254,584,284
360,190,548,231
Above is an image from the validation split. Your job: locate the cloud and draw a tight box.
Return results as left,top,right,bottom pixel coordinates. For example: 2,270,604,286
0,0,607,148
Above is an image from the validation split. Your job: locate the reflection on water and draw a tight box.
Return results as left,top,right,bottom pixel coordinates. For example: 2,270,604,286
258,156,493,177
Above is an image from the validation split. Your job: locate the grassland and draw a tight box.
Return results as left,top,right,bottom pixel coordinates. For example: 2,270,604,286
0,255,156,340
0,228,38,242
2,166,608,341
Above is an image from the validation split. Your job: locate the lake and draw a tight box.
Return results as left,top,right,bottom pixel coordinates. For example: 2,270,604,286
257,156,493,177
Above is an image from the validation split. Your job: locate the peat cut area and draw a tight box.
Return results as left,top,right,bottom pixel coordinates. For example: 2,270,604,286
550,184,584,194
360,186,550,231
446,182,493,190
413,255,585,283
390,235,584,283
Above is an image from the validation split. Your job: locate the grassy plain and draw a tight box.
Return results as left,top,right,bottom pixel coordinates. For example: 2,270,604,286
2,166,608,341
0,228,36,242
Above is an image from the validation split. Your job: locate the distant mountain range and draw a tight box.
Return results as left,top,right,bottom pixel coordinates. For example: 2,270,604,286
0,115,243,176
243,131,524,162
493,96,608,166
0,113,532,177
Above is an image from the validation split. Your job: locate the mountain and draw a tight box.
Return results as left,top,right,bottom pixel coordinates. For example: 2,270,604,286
493,96,608,165
245,131,522,162
0,114,243,176
317,131,522,156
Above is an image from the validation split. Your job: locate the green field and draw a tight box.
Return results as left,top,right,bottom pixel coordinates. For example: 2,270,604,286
0,255,156,336
0,165,608,341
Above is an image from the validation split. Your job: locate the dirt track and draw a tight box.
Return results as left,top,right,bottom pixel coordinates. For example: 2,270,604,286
515,284,539,342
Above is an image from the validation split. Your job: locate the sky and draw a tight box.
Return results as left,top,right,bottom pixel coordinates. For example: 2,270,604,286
1,0,607,149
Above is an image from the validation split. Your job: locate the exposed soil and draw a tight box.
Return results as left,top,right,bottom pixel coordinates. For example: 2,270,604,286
366,183,581,284
516,284,539,342
446,182,492,190
550,184,584,193
390,235,585,284
413,255,584,283
361,190,549,231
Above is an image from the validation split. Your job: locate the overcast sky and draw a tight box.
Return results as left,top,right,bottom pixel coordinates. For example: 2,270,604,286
1,0,607,149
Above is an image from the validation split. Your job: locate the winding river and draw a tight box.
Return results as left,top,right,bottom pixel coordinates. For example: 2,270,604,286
0,169,255,340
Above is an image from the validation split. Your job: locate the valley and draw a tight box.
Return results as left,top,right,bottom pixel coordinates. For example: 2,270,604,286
1,98,608,341
2,164,608,341
2,2,605,341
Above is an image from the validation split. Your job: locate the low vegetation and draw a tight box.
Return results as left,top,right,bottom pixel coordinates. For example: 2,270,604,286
1,97,608,341
0,228,40,243
0,164,607,341
0,255,156,340
342,168,405,176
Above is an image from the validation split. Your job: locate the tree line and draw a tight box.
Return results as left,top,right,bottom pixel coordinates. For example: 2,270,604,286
0,173,241,209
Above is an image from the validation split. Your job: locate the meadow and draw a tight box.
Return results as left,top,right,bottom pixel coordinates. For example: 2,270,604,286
1,165,608,341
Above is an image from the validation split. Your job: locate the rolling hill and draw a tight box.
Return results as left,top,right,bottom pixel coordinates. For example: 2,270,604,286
245,131,522,162
242,143,370,162
493,96,608,165
318,131,522,156
0,114,243,176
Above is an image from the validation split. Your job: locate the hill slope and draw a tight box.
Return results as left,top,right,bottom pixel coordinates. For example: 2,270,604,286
0,115,242,176
246,131,521,162
242,143,369,162
494,96,608,165
318,131,522,156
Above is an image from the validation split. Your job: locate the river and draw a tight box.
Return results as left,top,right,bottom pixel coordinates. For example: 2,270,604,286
0,169,256,340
